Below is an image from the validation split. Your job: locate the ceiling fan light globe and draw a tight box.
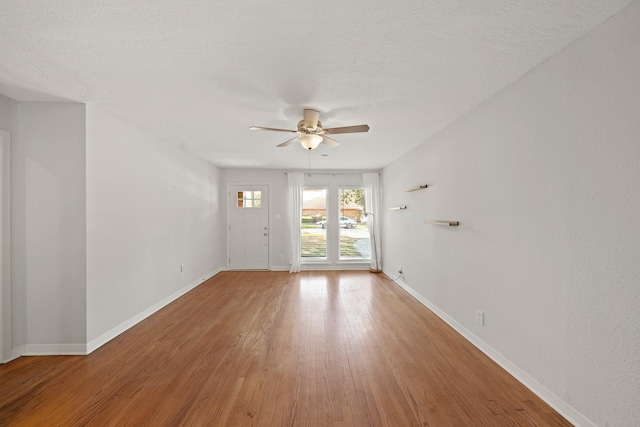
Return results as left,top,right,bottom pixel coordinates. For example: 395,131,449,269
298,134,323,150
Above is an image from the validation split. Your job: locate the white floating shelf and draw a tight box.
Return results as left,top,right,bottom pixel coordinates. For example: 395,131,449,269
405,184,428,192
424,220,460,226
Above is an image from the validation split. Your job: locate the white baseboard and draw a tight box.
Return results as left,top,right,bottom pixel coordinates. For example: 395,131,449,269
4,345,26,363
301,263,370,271
86,268,222,354
2,269,223,362
23,343,87,356
269,266,290,271
385,270,595,427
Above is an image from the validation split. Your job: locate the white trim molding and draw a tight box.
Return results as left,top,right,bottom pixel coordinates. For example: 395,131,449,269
86,268,222,354
301,263,370,271
23,344,87,356
384,270,596,427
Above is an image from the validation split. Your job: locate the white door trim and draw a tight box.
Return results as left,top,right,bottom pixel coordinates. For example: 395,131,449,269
226,183,271,270
0,129,11,363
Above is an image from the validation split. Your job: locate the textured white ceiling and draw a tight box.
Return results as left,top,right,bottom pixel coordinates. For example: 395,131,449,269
0,0,634,170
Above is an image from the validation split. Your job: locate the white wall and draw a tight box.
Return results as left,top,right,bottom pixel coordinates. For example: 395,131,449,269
0,99,224,355
0,96,12,361
86,106,224,345
0,95,13,130
10,102,87,354
382,3,640,426
0,95,19,360
0,128,10,361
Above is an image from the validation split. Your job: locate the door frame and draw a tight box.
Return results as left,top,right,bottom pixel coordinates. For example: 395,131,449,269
1,129,11,363
226,183,271,270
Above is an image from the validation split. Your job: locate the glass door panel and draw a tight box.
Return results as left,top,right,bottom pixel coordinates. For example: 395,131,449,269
338,188,370,260
301,188,327,259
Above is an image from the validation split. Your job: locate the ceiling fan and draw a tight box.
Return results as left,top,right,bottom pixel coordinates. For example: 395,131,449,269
250,108,369,150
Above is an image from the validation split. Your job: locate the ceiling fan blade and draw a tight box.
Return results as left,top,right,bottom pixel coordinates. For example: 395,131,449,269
249,126,297,133
277,136,299,147
324,124,370,135
321,136,341,147
303,109,320,129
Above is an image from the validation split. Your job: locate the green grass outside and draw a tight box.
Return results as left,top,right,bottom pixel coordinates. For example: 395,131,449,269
301,224,368,229
301,232,367,258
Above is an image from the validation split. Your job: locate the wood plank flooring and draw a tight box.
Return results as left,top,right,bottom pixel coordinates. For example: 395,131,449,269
0,271,571,426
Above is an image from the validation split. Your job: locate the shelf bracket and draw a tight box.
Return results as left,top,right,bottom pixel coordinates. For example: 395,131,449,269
405,184,428,192
424,220,460,226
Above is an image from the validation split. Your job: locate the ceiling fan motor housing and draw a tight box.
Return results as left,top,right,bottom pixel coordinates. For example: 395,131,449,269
297,120,324,134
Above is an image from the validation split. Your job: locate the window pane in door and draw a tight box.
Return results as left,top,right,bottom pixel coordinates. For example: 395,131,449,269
237,190,262,208
301,188,327,259
339,188,370,260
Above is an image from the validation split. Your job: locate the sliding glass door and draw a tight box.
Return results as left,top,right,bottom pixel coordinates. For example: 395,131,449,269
299,185,370,265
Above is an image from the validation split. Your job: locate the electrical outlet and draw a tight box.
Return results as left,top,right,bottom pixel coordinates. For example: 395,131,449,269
476,309,484,326
279,254,284,261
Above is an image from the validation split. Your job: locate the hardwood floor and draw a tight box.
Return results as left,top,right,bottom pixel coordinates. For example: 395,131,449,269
0,271,571,426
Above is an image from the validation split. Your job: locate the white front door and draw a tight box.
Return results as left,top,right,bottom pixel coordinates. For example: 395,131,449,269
228,185,269,270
